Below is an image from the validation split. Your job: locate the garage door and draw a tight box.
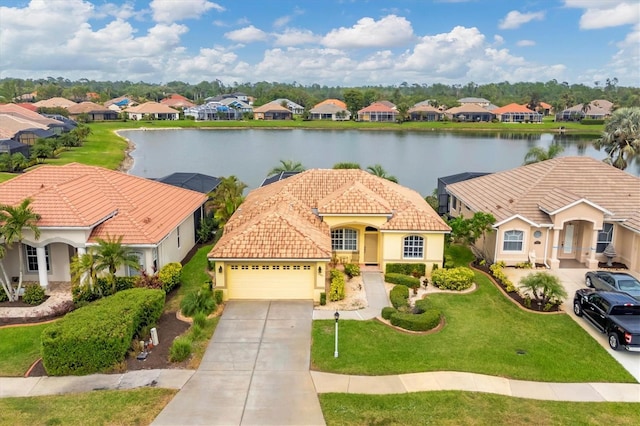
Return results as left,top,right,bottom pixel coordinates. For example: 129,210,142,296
227,263,315,300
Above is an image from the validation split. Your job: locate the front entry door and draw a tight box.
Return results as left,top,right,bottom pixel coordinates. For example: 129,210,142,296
364,234,378,264
559,223,577,259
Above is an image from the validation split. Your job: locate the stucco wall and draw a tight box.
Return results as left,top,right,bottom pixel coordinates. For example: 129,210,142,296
381,231,445,271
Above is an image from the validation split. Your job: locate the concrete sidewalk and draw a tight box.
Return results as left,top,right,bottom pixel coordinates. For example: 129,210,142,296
311,371,640,402
0,369,194,398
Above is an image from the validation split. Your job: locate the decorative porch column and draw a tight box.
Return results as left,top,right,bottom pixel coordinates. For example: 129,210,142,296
549,228,560,269
587,229,599,269
36,246,48,288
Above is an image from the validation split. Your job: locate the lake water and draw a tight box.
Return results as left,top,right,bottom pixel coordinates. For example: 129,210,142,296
122,129,639,196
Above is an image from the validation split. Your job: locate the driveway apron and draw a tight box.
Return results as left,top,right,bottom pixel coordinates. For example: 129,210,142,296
152,300,325,425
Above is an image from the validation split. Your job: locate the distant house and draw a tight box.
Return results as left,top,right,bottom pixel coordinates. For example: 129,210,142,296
105,96,135,109
557,99,614,121
315,99,347,110
253,103,293,120
445,157,640,274
0,138,30,158
219,98,253,115
458,97,491,108
522,102,553,116
0,104,69,135
160,94,196,109
124,102,179,120
309,103,351,121
408,103,443,122
184,101,242,121
357,102,398,122
0,163,208,288
33,97,76,109
492,103,542,123
0,115,54,145
66,102,119,121
270,99,305,115
445,104,494,122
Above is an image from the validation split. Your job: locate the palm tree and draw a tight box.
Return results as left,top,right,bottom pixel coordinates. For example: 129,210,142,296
523,144,564,165
594,107,640,170
268,159,305,175
0,198,41,298
0,244,15,301
208,176,247,226
70,250,99,291
93,234,140,290
366,164,398,183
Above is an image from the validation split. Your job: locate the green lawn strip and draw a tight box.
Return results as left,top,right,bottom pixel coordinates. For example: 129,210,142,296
0,323,49,376
319,391,640,426
188,316,220,369
165,244,214,312
0,387,175,426
311,272,634,382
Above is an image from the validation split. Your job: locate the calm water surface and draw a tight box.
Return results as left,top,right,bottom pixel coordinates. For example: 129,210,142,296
122,129,639,196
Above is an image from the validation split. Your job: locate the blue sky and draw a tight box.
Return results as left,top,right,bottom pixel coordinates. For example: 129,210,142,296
1,0,638,87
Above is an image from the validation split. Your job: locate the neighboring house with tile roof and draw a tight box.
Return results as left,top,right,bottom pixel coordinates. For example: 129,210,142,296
309,103,351,121
492,103,542,123
66,101,119,121
445,157,640,274
270,98,305,115
357,102,398,122
0,114,55,145
0,163,208,288
209,169,451,301
557,99,614,121
314,99,347,110
124,101,179,120
33,97,77,109
444,104,494,122
408,104,443,121
252,102,293,120
160,94,196,109
458,97,492,107
0,104,69,134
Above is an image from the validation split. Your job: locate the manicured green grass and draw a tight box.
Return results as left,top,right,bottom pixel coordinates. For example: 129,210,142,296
0,323,50,376
320,391,640,426
187,316,220,369
0,387,175,425
311,271,635,382
165,244,214,312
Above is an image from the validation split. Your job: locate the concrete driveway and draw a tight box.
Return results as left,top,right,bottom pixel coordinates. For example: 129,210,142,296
505,267,640,382
153,300,325,425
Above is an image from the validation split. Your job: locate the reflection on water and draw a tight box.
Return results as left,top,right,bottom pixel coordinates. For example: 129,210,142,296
123,129,638,196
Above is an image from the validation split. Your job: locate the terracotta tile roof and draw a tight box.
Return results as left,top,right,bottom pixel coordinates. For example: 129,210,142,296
492,103,537,114
0,114,50,138
67,101,112,114
408,104,441,113
358,102,396,113
446,104,493,114
446,157,640,229
314,99,347,109
210,169,450,260
33,97,76,108
125,101,178,114
253,103,291,113
0,104,63,126
0,163,207,245
309,103,348,114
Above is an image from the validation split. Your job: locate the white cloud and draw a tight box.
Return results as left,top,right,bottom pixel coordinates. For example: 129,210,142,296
499,11,545,30
517,40,536,47
225,25,268,43
564,0,640,29
321,15,414,48
150,0,224,24
493,35,505,46
273,29,319,46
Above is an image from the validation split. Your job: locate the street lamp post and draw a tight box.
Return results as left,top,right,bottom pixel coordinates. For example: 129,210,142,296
334,311,340,358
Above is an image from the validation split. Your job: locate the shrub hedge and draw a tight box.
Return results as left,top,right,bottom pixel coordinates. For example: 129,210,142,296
71,276,136,303
389,285,409,309
431,267,475,290
389,308,441,332
329,269,345,301
23,284,46,305
158,262,182,293
41,288,165,376
385,263,426,276
344,263,361,279
385,272,420,288
381,306,397,320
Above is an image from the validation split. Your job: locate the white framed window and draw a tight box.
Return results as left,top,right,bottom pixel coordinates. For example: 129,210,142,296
403,235,424,259
262,265,269,270
241,265,248,270
231,265,238,270
503,230,524,251
283,265,290,270
25,245,50,272
251,265,259,270
596,223,613,253
128,252,143,276
303,265,311,270
331,228,357,251
177,226,181,249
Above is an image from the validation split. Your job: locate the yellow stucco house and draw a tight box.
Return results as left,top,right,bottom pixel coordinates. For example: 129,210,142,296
209,169,451,302
445,157,640,274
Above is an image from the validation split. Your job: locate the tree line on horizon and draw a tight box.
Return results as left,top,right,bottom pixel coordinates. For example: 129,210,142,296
1,77,638,114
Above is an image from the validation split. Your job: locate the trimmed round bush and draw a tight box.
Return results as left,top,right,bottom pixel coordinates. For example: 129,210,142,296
385,272,420,288
159,262,182,293
390,308,441,332
22,284,46,305
389,285,409,309
169,336,192,362
381,306,397,320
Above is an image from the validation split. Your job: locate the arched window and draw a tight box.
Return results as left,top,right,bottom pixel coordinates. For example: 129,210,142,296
331,228,357,251
403,235,424,259
503,230,524,251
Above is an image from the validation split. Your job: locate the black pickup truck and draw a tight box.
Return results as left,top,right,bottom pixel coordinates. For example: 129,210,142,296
573,289,640,352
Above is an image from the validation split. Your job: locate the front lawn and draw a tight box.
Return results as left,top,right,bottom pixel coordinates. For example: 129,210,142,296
0,387,175,425
165,243,214,312
312,257,635,382
320,391,640,426
0,323,50,376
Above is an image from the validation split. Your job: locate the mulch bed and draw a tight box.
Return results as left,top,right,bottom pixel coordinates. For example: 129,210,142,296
0,297,49,308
